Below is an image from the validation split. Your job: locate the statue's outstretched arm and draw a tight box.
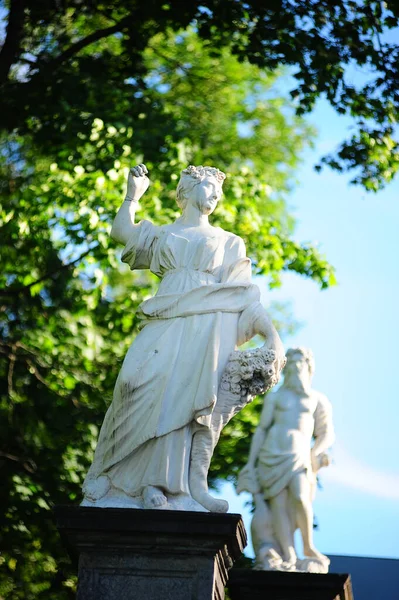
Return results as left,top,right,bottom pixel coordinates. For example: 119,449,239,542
110,164,150,245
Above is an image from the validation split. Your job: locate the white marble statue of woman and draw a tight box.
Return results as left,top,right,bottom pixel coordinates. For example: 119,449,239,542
82,163,285,512
237,347,335,572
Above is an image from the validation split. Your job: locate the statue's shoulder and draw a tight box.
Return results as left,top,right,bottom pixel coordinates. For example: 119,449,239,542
265,387,284,407
214,227,239,239
217,229,246,249
135,218,159,234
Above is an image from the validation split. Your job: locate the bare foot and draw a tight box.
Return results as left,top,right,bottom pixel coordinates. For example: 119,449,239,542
191,490,229,513
83,475,110,502
303,545,329,563
297,557,329,573
280,560,297,572
143,485,168,509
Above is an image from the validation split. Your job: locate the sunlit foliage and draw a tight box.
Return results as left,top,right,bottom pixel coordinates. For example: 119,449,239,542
1,0,399,189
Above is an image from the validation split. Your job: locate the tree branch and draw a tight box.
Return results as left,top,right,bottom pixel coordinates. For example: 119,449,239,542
7,346,16,398
0,0,26,84
38,17,130,74
0,244,99,297
0,450,37,474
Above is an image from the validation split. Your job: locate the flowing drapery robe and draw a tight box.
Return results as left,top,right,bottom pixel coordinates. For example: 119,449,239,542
256,394,334,500
257,429,313,500
83,220,261,498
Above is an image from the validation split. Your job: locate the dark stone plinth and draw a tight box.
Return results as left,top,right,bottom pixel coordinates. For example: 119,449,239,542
55,506,247,600
227,569,354,600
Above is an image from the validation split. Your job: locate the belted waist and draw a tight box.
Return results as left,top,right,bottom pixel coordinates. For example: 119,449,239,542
137,279,261,327
161,267,218,282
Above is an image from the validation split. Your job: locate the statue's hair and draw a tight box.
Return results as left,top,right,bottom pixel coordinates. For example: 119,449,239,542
285,347,315,377
176,165,226,209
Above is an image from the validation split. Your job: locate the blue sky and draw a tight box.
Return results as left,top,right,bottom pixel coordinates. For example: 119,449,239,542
216,97,399,560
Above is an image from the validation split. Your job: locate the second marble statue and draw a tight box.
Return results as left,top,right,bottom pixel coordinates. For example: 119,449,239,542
237,347,334,573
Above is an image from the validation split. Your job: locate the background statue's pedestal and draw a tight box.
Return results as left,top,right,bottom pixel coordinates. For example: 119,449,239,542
227,569,354,600
55,506,246,600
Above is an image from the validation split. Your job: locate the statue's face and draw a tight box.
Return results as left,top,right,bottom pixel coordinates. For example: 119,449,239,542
284,353,311,388
189,175,223,215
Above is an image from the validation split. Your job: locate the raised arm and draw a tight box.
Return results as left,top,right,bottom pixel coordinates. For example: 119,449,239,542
110,163,150,245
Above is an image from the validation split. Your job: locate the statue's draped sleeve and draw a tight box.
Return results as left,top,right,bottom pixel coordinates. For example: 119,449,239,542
313,395,335,452
121,220,157,270
223,236,268,346
220,235,252,283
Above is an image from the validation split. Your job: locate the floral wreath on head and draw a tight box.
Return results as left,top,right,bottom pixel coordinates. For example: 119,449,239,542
182,165,226,184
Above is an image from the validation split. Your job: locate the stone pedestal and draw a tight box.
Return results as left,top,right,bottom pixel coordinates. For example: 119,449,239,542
55,506,246,600
227,569,354,600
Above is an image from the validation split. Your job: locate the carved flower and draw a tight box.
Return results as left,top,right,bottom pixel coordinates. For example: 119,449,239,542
225,363,237,375
231,383,242,395
241,366,254,380
229,353,241,364
252,360,264,372
261,366,275,378
251,383,265,396
263,349,276,362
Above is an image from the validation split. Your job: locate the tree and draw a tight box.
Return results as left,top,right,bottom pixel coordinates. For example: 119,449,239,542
0,27,337,597
1,0,399,190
